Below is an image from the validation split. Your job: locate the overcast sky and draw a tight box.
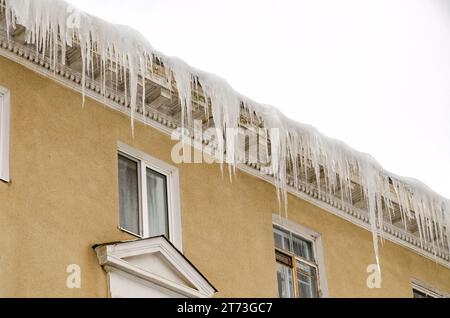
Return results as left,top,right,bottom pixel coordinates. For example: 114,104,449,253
67,0,450,198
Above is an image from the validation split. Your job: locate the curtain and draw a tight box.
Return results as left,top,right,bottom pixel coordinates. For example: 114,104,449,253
118,155,140,234
146,168,169,238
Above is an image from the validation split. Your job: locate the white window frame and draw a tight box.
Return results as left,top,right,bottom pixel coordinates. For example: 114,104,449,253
272,214,329,298
0,86,10,183
118,141,182,251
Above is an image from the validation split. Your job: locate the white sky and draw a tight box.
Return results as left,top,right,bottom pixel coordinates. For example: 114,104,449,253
67,0,450,198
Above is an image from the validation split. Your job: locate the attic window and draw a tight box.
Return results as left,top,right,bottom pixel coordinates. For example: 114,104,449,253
0,86,10,183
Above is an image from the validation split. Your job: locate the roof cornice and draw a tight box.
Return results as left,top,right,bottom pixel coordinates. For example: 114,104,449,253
0,32,448,268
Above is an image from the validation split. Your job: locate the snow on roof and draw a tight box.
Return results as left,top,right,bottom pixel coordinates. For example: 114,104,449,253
1,0,449,267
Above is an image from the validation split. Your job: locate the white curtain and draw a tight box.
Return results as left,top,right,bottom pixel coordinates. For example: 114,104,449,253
118,155,140,234
146,168,169,238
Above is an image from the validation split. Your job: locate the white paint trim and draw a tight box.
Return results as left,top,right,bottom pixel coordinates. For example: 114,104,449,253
272,214,329,298
94,237,216,298
107,270,187,298
0,85,10,183
118,142,183,251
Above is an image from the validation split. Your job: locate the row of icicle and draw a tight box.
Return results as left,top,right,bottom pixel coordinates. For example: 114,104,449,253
1,0,449,269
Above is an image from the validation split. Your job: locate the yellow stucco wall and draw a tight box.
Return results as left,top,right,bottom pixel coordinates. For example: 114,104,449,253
0,55,449,298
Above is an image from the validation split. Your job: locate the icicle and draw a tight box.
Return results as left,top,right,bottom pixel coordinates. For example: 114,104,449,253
164,57,194,130
3,0,449,271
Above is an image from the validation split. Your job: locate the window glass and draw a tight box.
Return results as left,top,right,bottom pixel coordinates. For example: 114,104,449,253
292,234,314,261
277,262,295,298
274,225,321,298
274,226,292,252
297,262,318,298
118,155,140,235
146,168,169,238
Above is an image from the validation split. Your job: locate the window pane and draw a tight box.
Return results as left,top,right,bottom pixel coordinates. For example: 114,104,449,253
292,234,314,261
297,262,319,298
146,168,169,238
274,229,283,249
118,155,140,235
274,226,291,252
277,262,295,298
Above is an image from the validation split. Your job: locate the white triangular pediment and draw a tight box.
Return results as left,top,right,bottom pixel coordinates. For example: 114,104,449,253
123,251,196,289
94,237,216,298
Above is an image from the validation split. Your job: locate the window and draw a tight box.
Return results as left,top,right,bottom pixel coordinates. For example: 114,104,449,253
0,86,10,183
272,215,328,298
117,142,182,250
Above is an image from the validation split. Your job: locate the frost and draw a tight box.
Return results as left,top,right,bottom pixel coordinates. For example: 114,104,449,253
2,0,449,267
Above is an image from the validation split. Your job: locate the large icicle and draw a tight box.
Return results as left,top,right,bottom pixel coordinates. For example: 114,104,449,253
3,0,449,268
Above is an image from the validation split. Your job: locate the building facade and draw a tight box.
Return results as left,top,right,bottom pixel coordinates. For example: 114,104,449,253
0,0,449,298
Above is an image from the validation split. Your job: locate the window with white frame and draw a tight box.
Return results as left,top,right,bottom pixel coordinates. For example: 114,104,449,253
272,217,328,298
117,142,182,250
0,86,10,183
